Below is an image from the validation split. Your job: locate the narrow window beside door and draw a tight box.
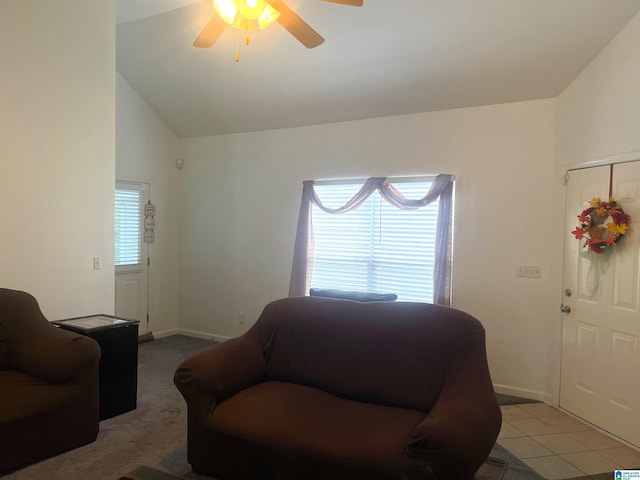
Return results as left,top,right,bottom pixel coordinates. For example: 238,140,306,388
115,188,143,269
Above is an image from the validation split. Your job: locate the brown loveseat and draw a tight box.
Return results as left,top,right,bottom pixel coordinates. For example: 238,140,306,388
0,288,101,474
174,296,501,480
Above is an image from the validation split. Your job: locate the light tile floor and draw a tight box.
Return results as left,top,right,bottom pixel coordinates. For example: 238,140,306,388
498,403,640,479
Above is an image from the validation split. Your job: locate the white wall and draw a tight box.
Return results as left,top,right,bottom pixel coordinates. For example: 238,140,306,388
556,11,640,167
0,0,116,319
116,73,182,336
179,99,558,398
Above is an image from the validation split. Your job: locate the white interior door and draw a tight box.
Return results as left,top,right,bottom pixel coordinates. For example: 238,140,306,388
561,162,640,447
114,181,149,335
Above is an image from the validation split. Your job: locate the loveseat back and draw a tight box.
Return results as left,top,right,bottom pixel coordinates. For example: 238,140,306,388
251,296,488,413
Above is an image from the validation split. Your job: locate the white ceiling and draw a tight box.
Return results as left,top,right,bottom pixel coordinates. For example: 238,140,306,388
116,0,640,138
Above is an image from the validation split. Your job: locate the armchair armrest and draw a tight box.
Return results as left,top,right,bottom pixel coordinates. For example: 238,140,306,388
11,325,100,384
174,334,266,420
404,331,501,479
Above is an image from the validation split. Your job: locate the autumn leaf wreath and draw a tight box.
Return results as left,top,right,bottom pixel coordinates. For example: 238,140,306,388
572,198,630,254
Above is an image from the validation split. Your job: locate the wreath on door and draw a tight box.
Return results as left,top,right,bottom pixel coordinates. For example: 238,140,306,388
572,198,629,253
571,197,630,297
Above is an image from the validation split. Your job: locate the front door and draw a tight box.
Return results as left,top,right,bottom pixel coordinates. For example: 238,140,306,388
561,162,640,447
114,181,149,335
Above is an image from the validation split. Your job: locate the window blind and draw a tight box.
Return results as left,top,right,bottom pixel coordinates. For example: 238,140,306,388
114,189,142,266
310,180,438,302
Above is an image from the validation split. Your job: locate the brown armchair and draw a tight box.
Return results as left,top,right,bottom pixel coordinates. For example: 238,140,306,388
0,288,101,474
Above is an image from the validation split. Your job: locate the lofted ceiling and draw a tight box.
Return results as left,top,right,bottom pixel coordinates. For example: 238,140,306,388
116,0,640,138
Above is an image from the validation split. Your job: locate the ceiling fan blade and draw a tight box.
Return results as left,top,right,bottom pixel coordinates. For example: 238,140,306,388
271,0,325,49
321,0,363,6
193,15,226,48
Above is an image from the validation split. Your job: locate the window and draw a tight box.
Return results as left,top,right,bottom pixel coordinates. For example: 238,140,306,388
114,182,147,270
310,180,439,302
289,174,454,306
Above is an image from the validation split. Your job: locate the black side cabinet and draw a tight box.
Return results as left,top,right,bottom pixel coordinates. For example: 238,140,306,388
54,315,139,420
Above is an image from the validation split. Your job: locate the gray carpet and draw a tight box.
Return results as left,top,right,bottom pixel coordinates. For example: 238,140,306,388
0,334,568,480
119,466,185,480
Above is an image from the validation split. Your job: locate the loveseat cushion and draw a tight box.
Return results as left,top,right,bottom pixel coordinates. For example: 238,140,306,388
205,381,428,478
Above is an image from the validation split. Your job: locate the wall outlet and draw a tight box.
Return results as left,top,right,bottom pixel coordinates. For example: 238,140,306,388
517,265,541,279
238,313,245,324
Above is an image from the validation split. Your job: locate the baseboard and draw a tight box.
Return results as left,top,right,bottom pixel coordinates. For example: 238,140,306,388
152,328,179,339
544,392,559,407
177,328,231,342
152,328,231,342
493,383,546,402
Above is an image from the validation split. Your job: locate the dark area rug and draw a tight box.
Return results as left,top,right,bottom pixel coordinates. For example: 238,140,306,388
491,443,543,480
476,456,508,480
122,458,510,480
119,466,184,480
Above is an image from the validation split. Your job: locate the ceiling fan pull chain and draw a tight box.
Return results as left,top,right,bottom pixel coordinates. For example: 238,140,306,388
234,31,251,62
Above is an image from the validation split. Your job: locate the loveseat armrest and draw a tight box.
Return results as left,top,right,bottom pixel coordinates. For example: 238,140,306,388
174,335,265,420
12,325,100,384
404,331,501,479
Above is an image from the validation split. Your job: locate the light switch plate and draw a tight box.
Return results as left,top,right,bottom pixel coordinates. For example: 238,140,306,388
517,265,541,279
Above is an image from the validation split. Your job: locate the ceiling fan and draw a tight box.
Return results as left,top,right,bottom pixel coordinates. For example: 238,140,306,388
194,0,363,50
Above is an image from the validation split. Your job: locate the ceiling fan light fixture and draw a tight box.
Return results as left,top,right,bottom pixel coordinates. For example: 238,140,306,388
213,0,276,31
237,0,266,21
231,14,251,31
212,0,238,25
198,0,341,52
257,3,280,29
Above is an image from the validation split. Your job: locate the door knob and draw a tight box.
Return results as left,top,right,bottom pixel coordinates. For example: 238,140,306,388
560,304,571,314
